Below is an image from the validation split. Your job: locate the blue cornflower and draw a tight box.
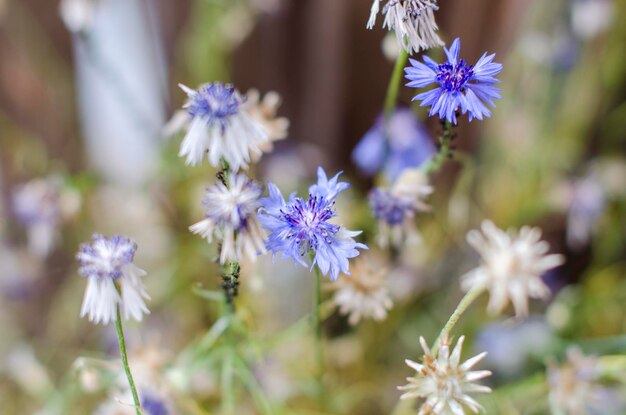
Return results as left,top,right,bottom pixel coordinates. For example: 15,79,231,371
178,82,268,169
352,108,435,181
258,167,367,281
405,38,503,124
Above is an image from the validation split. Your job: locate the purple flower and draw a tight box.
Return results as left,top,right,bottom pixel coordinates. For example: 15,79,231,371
258,167,367,281
405,38,503,124
184,83,242,129
369,188,416,225
368,169,432,247
352,108,435,180
141,392,169,415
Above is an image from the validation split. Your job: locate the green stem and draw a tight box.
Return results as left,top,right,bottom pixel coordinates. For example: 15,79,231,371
313,265,324,385
114,306,142,415
221,261,240,309
423,121,454,175
218,158,231,187
221,348,235,413
235,356,275,415
220,260,239,412
384,50,409,118
220,296,237,414
433,286,484,352
309,253,325,405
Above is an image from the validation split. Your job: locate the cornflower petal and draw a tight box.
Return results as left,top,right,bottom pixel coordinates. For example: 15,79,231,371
259,168,366,280
405,38,503,124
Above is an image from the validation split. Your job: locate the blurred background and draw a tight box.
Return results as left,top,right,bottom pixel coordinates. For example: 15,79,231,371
0,0,625,414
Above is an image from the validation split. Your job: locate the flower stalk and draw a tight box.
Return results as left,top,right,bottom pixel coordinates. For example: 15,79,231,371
423,120,454,175
221,261,240,309
114,304,142,415
312,253,325,392
216,158,241,308
433,286,484,353
384,50,409,118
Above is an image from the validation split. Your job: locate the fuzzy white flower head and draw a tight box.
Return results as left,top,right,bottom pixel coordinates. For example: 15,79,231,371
399,336,492,414
76,234,150,325
461,220,565,318
178,82,268,170
547,347,608,415
369,168,432,247
367,0,443,55
328,253,393,325
241,89,289,160
190,173,267,264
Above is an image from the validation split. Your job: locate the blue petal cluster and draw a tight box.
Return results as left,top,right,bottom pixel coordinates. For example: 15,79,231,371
183,82,243,130
352,108,435,181
258,167,367,281
405,38,503,124
369,188,414,226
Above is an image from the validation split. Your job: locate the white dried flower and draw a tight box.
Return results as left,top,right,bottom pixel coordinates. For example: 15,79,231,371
367,0,443,55
547,347,604,415
461,220,565,318
328,253,393,325
398,336,492,414
241,89,289,160
178,82,268,170
77,234,150,325
190,173,267,264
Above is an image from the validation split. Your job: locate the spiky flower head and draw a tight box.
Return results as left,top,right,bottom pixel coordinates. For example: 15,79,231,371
258,167,367,281
460,220,565,318
178,82,268,169
328,253,393,325
398,336,492,415
405,38,503,124
367,0,443,54
77,233,150,325
190,173,266,264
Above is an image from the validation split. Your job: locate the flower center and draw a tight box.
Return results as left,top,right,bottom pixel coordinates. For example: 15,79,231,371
77,235,136,280
187,83,242,124
436,59,474,93
282,195,340,254
203,178,261,231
